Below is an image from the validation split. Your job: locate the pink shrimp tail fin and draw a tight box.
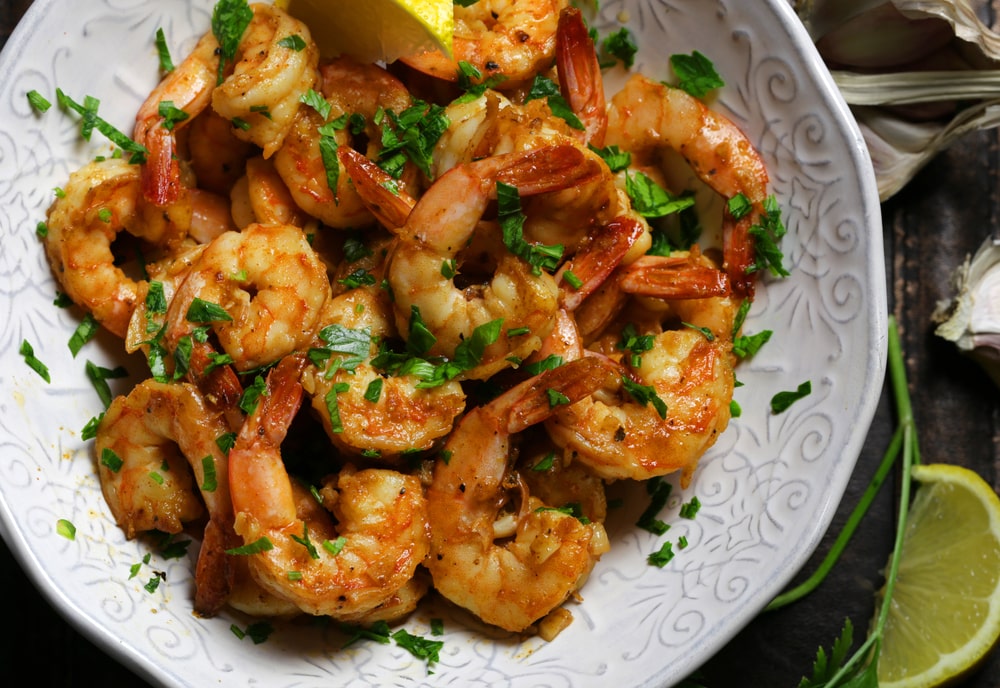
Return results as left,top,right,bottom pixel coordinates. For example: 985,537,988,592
723,213,756,300
493,144,603,197
558,216,645,310
505,356,618,433
556,6,607,147
337,146,417,230
141,123,183,207
621,255,732,299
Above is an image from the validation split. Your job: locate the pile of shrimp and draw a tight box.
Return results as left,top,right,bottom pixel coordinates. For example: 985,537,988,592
44,1,772,636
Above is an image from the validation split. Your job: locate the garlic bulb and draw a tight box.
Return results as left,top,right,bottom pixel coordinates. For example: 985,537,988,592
790,0,1000,200
933,236,1000,387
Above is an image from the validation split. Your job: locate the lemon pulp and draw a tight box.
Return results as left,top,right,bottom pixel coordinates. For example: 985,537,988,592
277,0,453,63
877,463,1000,688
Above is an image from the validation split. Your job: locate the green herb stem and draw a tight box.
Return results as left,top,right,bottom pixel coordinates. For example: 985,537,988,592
764,421,904,612
789,315,919,686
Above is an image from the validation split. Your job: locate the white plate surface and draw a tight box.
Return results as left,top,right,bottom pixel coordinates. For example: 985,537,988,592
0,1,886,686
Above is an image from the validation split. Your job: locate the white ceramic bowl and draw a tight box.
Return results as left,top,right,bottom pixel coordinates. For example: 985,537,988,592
0,1,885,686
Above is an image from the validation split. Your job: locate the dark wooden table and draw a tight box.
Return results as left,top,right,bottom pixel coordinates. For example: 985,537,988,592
3,1,999,685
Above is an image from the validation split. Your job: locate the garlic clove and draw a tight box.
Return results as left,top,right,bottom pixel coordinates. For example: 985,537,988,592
934,236,1000,387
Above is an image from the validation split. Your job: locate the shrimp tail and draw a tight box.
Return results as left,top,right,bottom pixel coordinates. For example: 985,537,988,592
723,213,756,299
493,144,601,196
557,216,645,310
337,147,417,230
556,6,607,147
140,123,184,207
506,356,618,433
193,518,239,617
620,255,732,299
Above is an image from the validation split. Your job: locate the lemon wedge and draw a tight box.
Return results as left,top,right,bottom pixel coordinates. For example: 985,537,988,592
276,0,453,63
877,463,1000,687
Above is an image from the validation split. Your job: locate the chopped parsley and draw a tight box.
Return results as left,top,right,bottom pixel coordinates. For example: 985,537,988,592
602,28,638,69
670,51,725,98
226,537,274,556
532,452,556,471
376,100,450,178
618,323,655,367
68,314,99,357
157,100,189,130
19,339,50,382
392,629,444,668
238,374,268,415
311,324,371,374
679,496,701,519
625,172,695,218
323,536,347,556
27,89,51,112
277,34,307,51
231,621,274,644
648,540,675,567
200,456,218,492
290,523,320,559
453,60,507,103
637,477,673,535
81,413,104,440
525,75,584,130
56,519,76,540
497,181,563,273
733,329,772,359
56,89,149,163
155,27,174,73
186,298,232,323
771,380,812,414
100,447,124,473
748,195,790,278
85,360,128,408
211,0,254,85
588,143,631,173
622,375,667,419
546,388,571,408
363,378,383,403
323,382,351,433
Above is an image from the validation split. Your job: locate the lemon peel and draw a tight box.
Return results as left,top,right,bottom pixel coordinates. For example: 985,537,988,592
877,463,1000,688
277,0,453,63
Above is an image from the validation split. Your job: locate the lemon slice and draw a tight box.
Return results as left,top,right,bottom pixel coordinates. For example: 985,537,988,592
877,463,1000,688
276,0,453,63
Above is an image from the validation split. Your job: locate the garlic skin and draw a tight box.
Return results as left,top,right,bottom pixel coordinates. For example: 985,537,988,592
934,237,1000,387
791,0,1000,200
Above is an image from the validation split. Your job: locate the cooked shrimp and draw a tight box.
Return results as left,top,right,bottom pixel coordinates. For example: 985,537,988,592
44,158,190,338
95,379,222,537
134,31,220,207
432,89,626,251
387,145,600,380
555,6,606,147
606,73,770,297
185,108,255,196
425,356,615,633
336,146,416,231
520,441,608,526
301,286,466,461
402,0,568,89
273,56,419,229
228,355,430,619
211,3,320,158
164,222,330,374
186,189,238,243
547,325,735,488
243,155,311,227
95,378,238,615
